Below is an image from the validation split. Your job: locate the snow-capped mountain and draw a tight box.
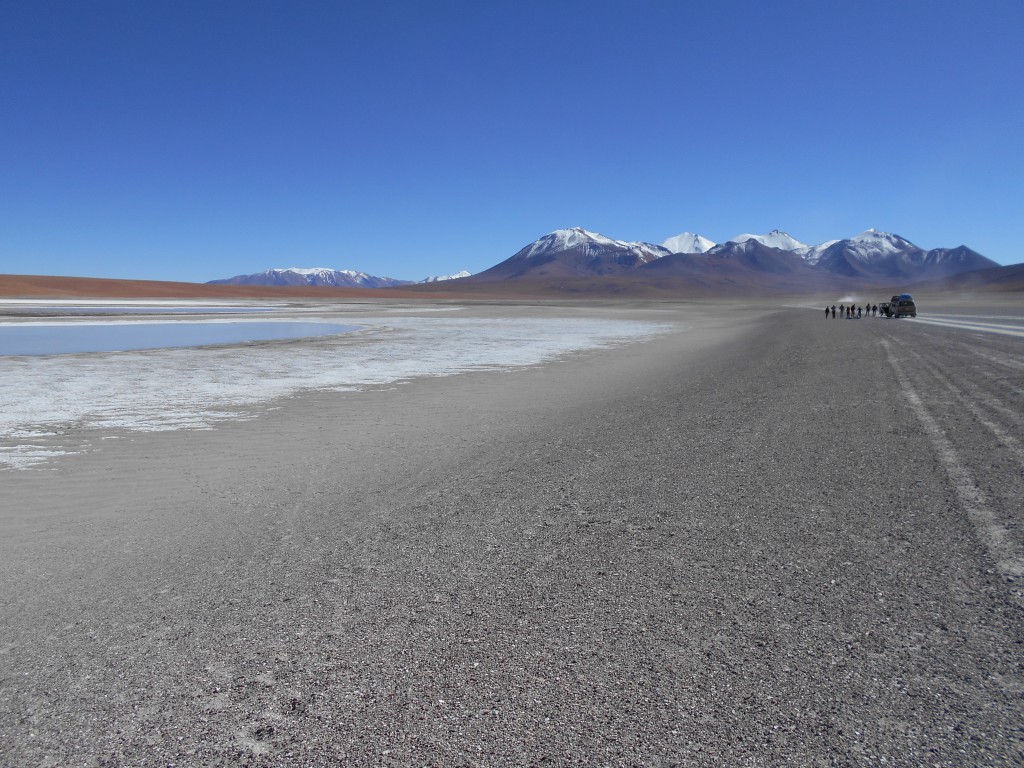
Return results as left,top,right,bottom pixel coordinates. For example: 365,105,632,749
834,229,917,262
470,227,671,281
421,270,472,283
800,240,841,266
467,225,998,285
723,230,809,253
209,267,474,288
674,227,997,281
208,268,412,288
808,230,995,279
518,228,670,263
662,232,716,254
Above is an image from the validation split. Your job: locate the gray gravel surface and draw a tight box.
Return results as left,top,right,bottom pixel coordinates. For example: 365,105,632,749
2,304,1023,766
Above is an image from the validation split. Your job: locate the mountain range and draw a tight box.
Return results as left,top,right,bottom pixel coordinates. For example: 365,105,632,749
207,268,471,288
207,227,1000,293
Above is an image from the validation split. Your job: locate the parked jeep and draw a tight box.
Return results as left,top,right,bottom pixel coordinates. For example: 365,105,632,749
884,294,917,318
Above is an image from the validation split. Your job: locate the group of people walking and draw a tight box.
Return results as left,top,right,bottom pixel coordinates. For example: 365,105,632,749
825,304,879,319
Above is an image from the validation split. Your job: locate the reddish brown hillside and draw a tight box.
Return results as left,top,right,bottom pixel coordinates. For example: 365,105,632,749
0,274,433,300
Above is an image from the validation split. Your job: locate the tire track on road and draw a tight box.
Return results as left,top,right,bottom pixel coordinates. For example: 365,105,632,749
904,347,1024,468
882,338,1024,604
968,345,1024,374
910,317,1024,338
904,328,1024,413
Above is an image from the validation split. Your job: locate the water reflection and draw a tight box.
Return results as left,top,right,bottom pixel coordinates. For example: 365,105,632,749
0,321,360,356
3,305,275,315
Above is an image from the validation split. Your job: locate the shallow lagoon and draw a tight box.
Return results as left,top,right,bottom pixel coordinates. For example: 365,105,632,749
3,306,274,316
0,321,361,356
0,313,672,469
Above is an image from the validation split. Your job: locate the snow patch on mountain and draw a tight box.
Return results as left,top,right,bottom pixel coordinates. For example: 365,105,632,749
279,268,379,283
662,232,716,254
727,230,809,252
801,240,840,265
266,268,403,287
281,267,337,275
421,270,471,283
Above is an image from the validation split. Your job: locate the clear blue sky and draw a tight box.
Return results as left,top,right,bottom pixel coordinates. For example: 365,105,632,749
2,0,1022,282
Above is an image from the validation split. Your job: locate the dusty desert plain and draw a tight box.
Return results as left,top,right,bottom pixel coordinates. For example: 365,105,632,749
2,292,1024,767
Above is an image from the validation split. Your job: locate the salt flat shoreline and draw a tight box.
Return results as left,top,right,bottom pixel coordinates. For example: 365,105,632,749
0,302,670,469
2,300,1022,766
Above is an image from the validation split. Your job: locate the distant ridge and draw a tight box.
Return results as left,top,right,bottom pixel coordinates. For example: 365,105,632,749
208,267,472,288
208,267,413,289
908,262,1024,293
154,225,1009,298
460,227,1000,289
4,259,1021,302
421,270,472,283
0,274,429,299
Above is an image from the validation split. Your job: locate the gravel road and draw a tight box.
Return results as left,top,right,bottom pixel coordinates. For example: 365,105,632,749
2,303,1022,766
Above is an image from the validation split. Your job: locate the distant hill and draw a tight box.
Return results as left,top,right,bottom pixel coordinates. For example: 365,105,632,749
208,267,413,288
207,267,473,288
0,274,428,299
908,262,1024,293
420,270,472,283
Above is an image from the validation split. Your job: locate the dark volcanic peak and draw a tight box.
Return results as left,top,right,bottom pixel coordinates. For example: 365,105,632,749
909,261,1024,293
909,245,996,278
919,245,993,270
